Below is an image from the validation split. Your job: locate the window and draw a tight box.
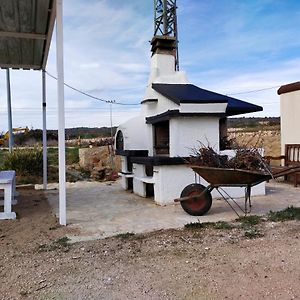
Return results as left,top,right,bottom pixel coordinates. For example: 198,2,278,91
154,121,169,155
219,118,230,150
116,130,124,152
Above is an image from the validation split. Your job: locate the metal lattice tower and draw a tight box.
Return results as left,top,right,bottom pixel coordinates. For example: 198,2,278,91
154,0,179,70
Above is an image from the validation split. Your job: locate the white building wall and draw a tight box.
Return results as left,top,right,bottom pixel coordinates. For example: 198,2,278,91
152,164,265,205
141,52,187,118
169,117,220,157
141,92,179,117
120,175,128,190
153,165,196,205
133,163,146,197
280,90,300,154
117,116,150,151
179,103,227,114
146,53,188,86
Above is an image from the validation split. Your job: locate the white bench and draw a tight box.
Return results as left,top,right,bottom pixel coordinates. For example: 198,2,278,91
0,170,16,220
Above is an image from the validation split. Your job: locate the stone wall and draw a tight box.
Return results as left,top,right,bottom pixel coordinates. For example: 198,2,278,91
79,146,121,181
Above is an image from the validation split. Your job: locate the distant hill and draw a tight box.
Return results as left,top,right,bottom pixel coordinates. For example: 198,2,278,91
0,127,117,146
64,127,117,139
228,117,280,129
1,118,281,147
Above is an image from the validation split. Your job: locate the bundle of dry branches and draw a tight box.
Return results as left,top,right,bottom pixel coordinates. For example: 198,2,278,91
190,141,269,173
190,146,228,168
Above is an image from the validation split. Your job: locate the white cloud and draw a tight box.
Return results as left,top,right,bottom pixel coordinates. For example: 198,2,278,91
1,0,300,131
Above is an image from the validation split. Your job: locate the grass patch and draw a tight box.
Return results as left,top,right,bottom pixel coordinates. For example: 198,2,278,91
213,221,234,230
48,147,79,166
115,232,135,239
38,236,70,252
55,236,70,246
237,215,263,229
0,149,8,169
244,228,264,239
237,215,264,239
185,221,233,230
268,206,300,222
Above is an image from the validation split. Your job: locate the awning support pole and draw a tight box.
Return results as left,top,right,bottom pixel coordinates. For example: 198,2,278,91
6,69,13,152
42,70,48,190
56,0,66,225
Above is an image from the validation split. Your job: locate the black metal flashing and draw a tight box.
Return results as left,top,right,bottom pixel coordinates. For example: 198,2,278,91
146,109,225,124
115,150,149,157
141,98,158,104
119,171,133,175
131,156,189,166
151,36,177,56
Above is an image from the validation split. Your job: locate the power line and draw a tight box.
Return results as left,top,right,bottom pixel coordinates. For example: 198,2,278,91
227,85,280,96
46,70,281,103
45,71,140,106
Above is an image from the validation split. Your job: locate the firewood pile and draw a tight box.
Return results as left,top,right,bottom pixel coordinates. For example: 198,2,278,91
190,146,269,172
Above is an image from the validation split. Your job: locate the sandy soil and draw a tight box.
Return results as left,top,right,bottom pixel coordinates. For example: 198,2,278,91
1,189,300,300
229,129,281,157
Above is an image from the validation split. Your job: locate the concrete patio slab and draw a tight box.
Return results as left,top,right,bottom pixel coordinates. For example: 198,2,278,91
44,180,300,242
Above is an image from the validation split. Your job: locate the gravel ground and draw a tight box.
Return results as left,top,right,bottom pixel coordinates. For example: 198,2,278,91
0,189,300,300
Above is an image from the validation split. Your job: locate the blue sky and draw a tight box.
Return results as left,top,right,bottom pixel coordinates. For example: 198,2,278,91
1,0,300,131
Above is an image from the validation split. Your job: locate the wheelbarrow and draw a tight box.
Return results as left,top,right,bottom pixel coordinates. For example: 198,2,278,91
174,165,300,217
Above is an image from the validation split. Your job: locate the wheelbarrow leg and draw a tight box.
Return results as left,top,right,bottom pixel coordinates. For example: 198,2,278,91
245,185,252,214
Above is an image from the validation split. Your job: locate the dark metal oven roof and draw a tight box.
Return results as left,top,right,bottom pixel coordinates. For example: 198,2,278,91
152,83,263,116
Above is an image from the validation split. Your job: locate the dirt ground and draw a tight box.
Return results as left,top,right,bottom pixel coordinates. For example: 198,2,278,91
1,189,300,300
229,129,281,157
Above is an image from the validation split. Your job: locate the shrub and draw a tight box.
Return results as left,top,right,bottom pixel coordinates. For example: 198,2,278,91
3,148,43,176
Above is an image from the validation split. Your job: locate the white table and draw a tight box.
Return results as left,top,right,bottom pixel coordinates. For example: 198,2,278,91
0,170,16,220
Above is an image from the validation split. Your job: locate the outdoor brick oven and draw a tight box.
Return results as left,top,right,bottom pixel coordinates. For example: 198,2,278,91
115,36,264,205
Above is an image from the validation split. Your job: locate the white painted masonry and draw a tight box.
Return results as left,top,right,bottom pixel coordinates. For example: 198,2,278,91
169,117,220,157
280,90,300,153
116,41,265,206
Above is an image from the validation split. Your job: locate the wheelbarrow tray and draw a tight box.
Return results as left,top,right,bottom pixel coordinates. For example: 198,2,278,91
190,165,272,186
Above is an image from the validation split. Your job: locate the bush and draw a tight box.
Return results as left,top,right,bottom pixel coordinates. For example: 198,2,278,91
3,148,43,176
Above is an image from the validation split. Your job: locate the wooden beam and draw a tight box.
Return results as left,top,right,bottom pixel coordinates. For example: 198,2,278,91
42,0,56,69
0,64,41,70
0,31,46,40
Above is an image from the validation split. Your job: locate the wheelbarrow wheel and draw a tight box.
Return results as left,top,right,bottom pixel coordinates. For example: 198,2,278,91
180,184,212,216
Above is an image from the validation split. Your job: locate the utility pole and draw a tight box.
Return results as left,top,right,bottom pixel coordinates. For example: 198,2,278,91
154,0,179,70
108,100,116,171
109,101,113,139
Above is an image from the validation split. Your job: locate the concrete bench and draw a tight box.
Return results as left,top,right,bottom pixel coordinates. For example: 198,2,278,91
0,170,16,220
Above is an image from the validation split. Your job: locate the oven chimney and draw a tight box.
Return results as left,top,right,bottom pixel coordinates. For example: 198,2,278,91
153,0,179,71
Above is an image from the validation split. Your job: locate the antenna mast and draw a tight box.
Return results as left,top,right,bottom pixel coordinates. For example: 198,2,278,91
154,0,179,71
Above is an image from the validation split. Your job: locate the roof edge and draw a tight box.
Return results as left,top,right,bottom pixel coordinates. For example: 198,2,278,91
278,81,300,95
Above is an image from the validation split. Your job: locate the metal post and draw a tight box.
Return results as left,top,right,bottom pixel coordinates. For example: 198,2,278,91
6,69,13,152
42,70,47,190
163,0,168,35
56,0,67,225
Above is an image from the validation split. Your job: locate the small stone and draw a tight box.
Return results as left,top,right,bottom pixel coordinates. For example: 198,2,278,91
20,290,29,296
103,277,113,285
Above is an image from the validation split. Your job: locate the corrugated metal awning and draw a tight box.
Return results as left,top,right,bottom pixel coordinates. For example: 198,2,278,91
0,0,56,70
